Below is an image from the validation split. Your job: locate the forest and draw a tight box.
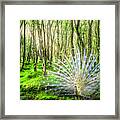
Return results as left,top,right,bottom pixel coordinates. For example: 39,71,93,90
20,20,100,100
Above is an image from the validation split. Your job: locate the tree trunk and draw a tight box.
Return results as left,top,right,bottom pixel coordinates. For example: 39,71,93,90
74,20,84,52
97,20,100,63
42,20,47,76
57,20,60,58
47,20,50,61
50,21,56,65
37,20,43,60
70,20,75,61
60,21,63,60
32,20,38,71
64,21,68,56
88,20,93,56
20,20,23,65
21,20,26,70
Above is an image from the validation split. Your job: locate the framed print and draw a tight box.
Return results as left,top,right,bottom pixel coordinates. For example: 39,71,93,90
0,0,119,119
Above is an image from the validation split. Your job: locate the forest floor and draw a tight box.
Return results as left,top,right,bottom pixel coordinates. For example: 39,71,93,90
20,62,77,100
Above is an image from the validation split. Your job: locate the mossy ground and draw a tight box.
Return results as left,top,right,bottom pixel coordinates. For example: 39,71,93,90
20,62,75,100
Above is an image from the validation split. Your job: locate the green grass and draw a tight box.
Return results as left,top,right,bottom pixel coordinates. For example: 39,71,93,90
20,62,72,100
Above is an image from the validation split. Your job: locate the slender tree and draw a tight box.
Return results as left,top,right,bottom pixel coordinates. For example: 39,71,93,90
97,20,100,62
21,20,26,70
70,20,75,60
42,20,47,76
56,20,60,58
47,20,50,61
88,20,93,56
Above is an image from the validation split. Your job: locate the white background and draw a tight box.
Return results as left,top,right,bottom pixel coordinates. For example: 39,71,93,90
5,5,115,115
